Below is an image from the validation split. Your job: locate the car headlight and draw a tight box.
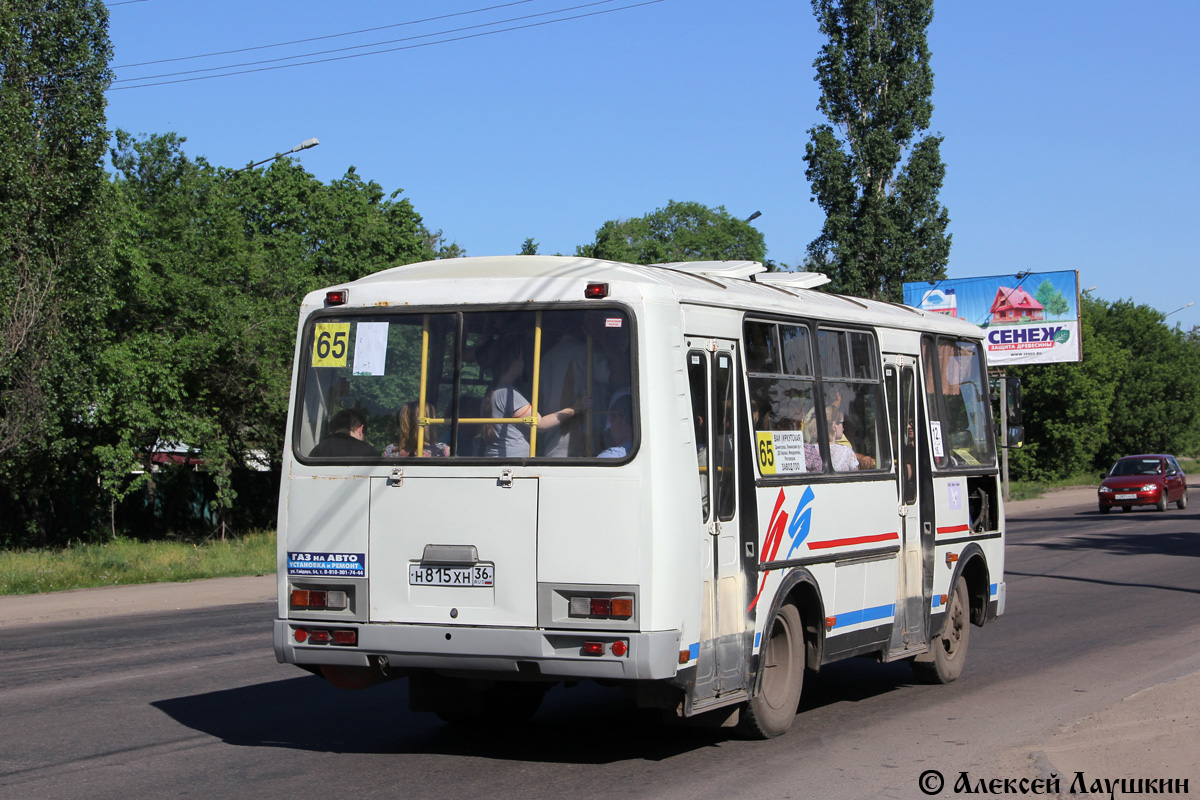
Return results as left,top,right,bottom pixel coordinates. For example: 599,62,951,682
1099,487,1112,493
1141,484,1159,492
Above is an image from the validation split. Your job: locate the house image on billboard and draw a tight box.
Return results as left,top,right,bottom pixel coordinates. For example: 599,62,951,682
918,287,960,318
990,286,1044,324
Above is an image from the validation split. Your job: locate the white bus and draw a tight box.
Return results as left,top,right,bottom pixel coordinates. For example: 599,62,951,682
273,256,1006,737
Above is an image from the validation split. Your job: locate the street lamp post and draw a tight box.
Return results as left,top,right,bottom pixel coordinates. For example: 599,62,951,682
234,137,320,172
1164,301,1194,319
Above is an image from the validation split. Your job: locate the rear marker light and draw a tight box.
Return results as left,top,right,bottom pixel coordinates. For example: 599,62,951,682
590,598,612,616
825,616,837,629
945,552,959,567
308,630,332,644
582,642,605,656
939,594,948,606
679,650,690,664
332,629,357,646
325,289,348,305
611,641,628,657
294,628,308,643
584,282,609,299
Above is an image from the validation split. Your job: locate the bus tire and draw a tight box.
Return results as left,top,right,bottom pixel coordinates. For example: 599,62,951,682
736,603,804,739
912,577,970,685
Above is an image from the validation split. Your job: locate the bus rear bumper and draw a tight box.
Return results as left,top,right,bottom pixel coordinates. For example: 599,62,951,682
274,619,682,681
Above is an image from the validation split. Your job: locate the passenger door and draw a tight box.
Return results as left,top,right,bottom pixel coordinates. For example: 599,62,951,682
885,356,927,654
687,342,747,702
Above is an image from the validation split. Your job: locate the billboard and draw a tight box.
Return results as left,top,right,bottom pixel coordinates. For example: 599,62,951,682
902,270,1082,366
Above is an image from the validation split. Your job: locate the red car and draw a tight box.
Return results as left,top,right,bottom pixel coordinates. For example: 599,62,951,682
1098,454,1189,513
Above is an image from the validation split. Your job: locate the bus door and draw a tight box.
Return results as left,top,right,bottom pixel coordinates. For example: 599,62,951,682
885,356,927,654
687,341,747,702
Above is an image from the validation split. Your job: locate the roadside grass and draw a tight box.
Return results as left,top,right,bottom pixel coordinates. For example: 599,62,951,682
1006,471,1099,502
0,530,276,597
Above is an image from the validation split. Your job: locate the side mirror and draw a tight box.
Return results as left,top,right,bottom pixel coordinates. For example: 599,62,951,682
1005,424,1024,448
1006,377,1022,426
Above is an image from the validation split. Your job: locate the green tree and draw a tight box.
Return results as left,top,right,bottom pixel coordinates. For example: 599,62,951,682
803,0,950,301
1007,296,1125,480
1033,279,1070,319
577,200,767,265
98,132,452,535
1010,294,1200,481
519,237,539,256
0,0,114,545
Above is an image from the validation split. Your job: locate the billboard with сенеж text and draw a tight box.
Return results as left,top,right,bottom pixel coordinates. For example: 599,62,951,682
902,270,1082,366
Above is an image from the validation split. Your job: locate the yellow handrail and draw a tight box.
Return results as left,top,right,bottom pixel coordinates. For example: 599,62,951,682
416,315,430,454
529,311,542,456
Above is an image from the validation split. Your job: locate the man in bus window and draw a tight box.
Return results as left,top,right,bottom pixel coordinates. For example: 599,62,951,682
310,409,380,458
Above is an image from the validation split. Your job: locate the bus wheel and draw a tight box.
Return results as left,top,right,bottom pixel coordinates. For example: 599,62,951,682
912,577,970,685
736,603,804,739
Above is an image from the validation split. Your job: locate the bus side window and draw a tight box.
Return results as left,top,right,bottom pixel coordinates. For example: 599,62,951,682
687,351,710,521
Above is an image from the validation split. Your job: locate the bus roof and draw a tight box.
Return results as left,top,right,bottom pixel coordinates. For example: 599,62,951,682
316,256,985,339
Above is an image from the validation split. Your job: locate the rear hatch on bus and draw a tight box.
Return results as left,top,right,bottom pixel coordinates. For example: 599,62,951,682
368,476,538,627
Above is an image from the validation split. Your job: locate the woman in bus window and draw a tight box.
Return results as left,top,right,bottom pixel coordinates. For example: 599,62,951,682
481,334,591,457
385,401,449,458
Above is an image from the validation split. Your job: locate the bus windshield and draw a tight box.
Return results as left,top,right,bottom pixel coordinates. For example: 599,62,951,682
295,308,632,461
923,336,997,469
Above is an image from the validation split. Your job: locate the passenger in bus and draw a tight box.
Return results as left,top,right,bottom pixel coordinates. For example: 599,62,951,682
310,409,380,458
824,408,876,471
598,392,633,458
481,334,591,457
384,401,449,458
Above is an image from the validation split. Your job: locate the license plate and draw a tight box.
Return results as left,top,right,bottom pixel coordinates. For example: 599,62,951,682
1114,493,1137,500
409,564,494,587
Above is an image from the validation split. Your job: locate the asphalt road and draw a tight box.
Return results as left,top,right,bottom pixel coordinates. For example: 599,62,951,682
2,487,1197,800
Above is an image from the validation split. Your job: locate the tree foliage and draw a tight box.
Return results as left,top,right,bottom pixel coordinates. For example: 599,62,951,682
803,0,950,301
577,200,767,265
1009,295,1200,481
0,0,114,544
94,132,451,535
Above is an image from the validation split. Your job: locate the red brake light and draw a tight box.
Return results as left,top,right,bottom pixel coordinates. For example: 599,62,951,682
582,642,605,656
308,630,332,644
326,289,348,305
611,640,628,657
332,629,357,646
590,598,612,616
584,282,609,299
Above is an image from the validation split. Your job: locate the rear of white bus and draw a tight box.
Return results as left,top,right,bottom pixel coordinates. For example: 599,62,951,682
272,279,689,718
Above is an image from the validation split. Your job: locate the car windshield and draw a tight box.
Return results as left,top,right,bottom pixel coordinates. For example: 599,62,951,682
1110,458,1162,477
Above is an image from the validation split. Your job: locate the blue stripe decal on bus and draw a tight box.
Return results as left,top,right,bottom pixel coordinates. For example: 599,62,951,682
688,642,700,660
755,632,761,649
990,583,998,597
831,603,895,629
932,595,944,609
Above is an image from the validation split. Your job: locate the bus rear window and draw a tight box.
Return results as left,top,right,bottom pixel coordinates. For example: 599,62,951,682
295,309,632,461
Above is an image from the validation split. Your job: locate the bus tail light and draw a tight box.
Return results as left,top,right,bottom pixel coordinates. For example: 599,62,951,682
584,282,609,299
291,588,349,610
582,642,605,656
325,289,348,305
568,594,634,619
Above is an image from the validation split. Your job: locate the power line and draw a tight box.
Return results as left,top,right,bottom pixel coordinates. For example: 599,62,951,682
113,0,621,85
113,0,535,69
110,0,663,91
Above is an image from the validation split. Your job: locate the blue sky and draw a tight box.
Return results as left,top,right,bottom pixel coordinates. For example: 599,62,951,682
103,0,1200,331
